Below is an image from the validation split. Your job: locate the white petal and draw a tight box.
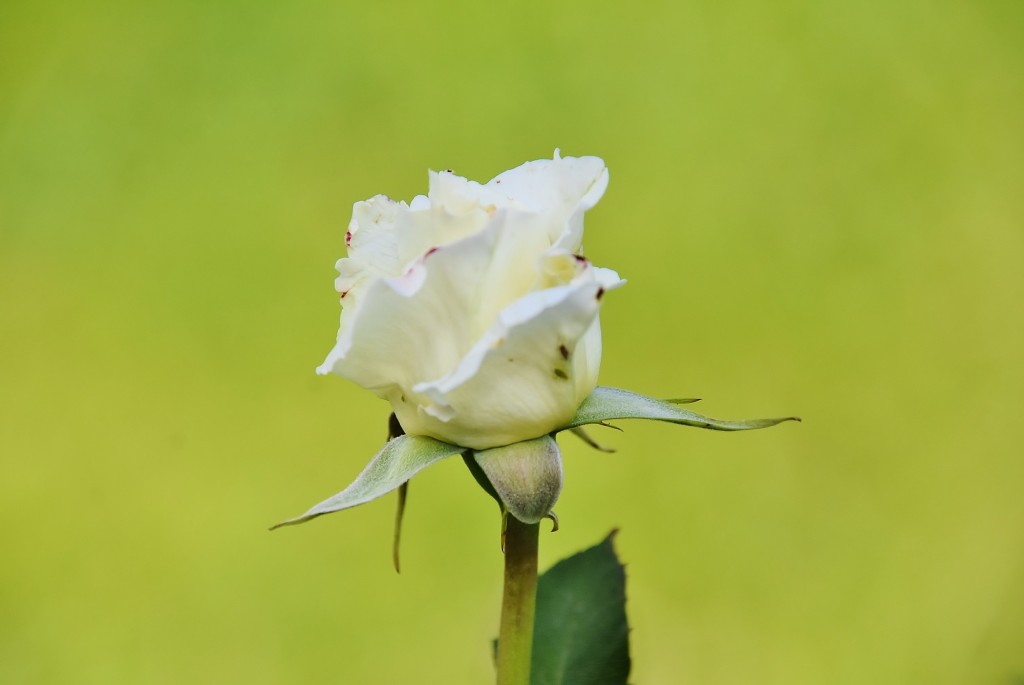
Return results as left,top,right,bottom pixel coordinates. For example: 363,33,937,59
318,243,484,393
592,266,625,289
485,153,608,251
390,175,490,263
405,278,611,449
427,169,507,214
318,209,555,394
572,318,603,401
345,195,405,279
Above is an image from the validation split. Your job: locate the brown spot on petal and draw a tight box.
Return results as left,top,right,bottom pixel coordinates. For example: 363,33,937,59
554,369,569,380
425,246,439,257
558,344,569,360
596,287,605,300
345,231,352,247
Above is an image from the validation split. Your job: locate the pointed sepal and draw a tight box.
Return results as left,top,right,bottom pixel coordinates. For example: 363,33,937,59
566,386,800,432
392,482,408,573
472,435,563,524
271,435,464,529
568,426,616,452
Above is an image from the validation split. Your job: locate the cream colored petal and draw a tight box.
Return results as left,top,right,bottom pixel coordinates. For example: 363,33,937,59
405,278,613,449
317,209,556,396
345,195,405,279
571,318,603,401
381,170,518,267
394,202,492,267
427,169,507,214
318,244,480,395
485,152,608,250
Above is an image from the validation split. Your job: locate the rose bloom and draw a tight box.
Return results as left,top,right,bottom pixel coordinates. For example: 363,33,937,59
318,151,622,450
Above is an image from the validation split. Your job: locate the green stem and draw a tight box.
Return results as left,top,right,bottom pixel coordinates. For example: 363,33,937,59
496,515,540,685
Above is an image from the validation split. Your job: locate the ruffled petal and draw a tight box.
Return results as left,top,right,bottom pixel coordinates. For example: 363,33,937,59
391,172,499,267
318,238,486,395
485,151,608,251
318,209,561,396
344,195,405,279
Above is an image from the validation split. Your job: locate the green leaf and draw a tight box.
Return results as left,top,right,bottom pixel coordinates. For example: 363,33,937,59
566,386,800,432
531,531,630,685
270,435,464,529
472,436,563,524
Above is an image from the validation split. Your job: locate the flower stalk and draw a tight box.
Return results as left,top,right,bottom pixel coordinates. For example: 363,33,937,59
496,515,540,685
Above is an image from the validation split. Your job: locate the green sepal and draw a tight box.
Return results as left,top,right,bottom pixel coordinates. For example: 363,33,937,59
270,435,464,529
388,414,408,573
567,426,615,452
392,482,408,573
472,436,563,524
566,386,800,432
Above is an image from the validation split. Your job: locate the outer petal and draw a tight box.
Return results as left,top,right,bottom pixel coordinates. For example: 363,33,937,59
345,195,405,277
571,318,603,402
404,271,623,449
564,267,622,401
318,208,556,394
486,151,608,251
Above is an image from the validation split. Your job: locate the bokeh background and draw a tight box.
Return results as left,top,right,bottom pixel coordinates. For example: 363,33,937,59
2,1,1022,683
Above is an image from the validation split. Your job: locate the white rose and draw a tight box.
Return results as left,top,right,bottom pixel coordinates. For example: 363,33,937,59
317,151,622,450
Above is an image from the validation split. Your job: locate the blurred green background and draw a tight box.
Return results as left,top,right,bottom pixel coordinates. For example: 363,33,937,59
2,0,1022,682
